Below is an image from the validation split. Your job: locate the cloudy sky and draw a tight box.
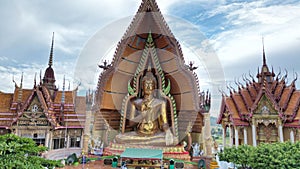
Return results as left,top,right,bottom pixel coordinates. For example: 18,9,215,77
1,0,300,116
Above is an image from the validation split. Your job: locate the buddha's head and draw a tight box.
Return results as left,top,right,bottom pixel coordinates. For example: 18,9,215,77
142,70,157,96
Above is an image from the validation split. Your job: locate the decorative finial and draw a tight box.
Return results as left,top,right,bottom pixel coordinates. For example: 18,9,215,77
188,61,198,71
34,72,37,87
49,32,54,67
12,74,17,87
98,60,111,70
20,72,23,88
39,69,42,85
18,73,24,103
262,37,266,66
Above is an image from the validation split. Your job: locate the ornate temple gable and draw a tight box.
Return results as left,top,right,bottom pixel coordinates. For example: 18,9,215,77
11,88,59,128
253,94,278,116
251,83,280,114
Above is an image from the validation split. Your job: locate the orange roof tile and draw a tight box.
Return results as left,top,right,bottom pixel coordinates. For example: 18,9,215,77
284,91,300,115
0,93,13,112
225,97,240,119
278,87,292,108
232,93,248,114
240,88,253,109
274,80,285,98
54,91,74,104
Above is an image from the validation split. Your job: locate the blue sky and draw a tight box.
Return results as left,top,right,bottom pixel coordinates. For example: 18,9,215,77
0,0,300,116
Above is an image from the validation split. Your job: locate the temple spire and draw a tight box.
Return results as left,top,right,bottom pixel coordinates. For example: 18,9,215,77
34,72,37,87
40,70,42,85
256,38,275,83
262,37,266,66
43,33,56,92
49,32,54,67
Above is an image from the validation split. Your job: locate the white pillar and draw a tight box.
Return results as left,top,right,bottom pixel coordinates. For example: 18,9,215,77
252,124,257,147
45,131,50,148
48,132,53,150
229,125,233,147
67,135,70,148
290,130,295,143
203,113,212,156
243,127,248,145
235,127,239,148
222,127,226,147
279,125,284,142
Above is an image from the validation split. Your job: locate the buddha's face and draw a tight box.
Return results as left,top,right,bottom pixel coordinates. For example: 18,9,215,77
143,79,155,96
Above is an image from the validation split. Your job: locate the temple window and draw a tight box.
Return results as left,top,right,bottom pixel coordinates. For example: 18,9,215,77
53,138,65,149
69,137,81,148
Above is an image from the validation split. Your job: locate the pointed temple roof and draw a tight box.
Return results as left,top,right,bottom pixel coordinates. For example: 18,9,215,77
0,33,85,130
95,0,204,133
217,48,300,127
256,39,275,83
43,32,56,91
0,80,85,130
97,0,200,111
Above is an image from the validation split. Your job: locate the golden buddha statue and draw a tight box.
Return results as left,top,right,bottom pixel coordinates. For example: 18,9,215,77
115,69,176,146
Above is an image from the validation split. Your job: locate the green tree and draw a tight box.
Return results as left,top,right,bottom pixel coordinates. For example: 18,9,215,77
218,141,300,169
219,145,254,169
0,134,63,169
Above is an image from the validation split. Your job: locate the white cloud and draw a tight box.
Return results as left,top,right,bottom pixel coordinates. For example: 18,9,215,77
210,1,300,68
1,0,300,117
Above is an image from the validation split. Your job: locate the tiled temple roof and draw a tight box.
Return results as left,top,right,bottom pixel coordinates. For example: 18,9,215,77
0,32,85,130
0,85,85,129
218,50,300,127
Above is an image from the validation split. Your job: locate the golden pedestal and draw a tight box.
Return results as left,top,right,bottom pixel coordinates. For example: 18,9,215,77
210,161,219,169
103,143,191,161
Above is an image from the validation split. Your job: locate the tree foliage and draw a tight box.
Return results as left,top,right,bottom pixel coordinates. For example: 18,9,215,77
218,142,300,169
0,134,63,169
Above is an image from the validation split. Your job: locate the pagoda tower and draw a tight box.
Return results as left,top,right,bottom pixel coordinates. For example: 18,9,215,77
42,32,58,98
